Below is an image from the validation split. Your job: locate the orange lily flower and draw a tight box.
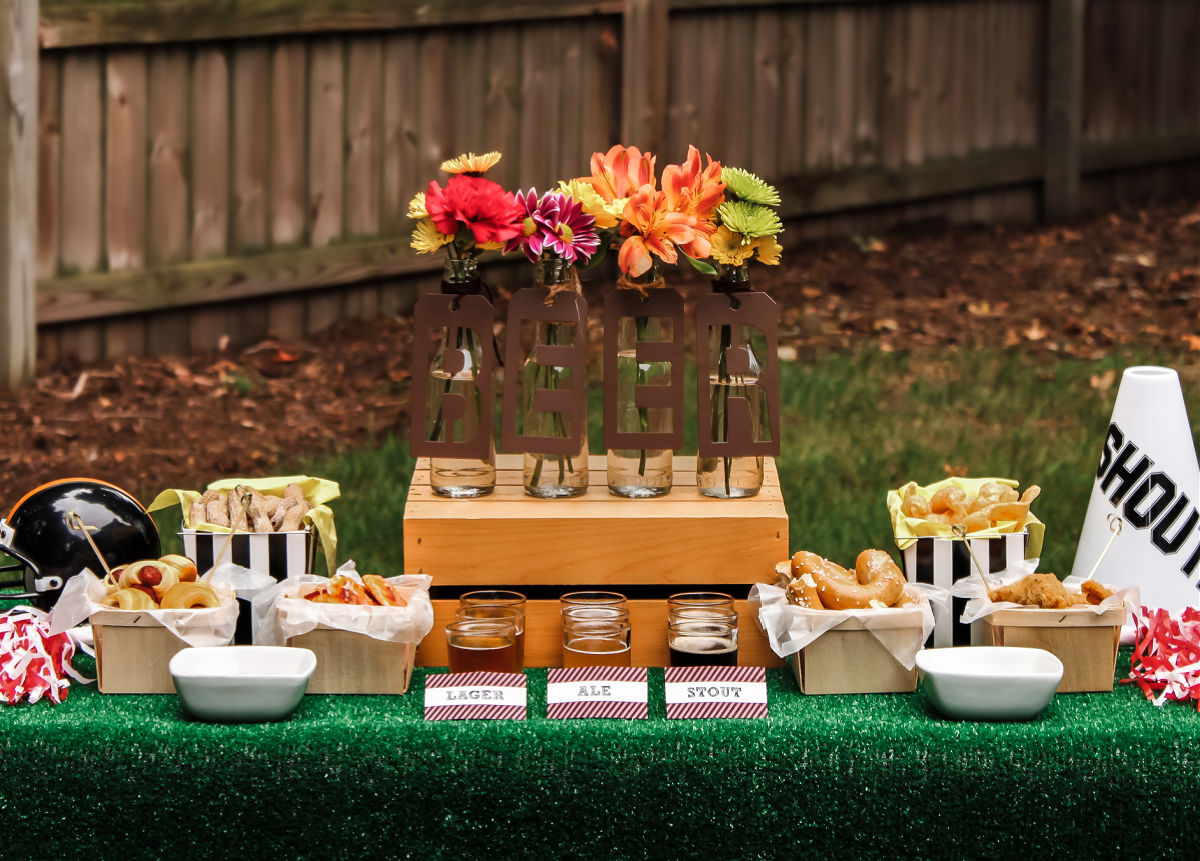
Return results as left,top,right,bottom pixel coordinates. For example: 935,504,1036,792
661,145,724,259
586,145,657,202
617,186,697,277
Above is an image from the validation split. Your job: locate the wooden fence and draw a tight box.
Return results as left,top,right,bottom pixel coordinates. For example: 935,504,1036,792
2,0,1199,385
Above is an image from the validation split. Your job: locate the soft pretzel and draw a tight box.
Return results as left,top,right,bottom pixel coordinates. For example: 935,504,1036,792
159,582,221,610
808,549,906,611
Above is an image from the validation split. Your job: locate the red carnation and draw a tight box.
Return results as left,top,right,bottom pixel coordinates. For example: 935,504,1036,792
425,175,524,246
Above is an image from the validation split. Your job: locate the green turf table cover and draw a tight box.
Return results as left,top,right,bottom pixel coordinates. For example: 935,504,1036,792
2,650,1198,859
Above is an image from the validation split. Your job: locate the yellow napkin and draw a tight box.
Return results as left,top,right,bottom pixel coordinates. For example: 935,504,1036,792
887,476,1044,556
149,475,340,574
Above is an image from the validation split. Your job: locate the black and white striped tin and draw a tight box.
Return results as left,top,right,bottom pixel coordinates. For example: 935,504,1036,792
900,532,1029,647
180,529,313,581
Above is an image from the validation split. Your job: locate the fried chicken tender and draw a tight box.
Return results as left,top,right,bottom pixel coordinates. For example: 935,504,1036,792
988,572,1112,609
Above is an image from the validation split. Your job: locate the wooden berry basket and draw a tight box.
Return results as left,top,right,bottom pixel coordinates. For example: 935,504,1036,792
788,609,924,695
404,454,788,667
983,605,1126,693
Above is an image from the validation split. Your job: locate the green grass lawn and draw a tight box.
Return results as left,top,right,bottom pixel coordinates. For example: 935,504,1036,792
289,344,1199,579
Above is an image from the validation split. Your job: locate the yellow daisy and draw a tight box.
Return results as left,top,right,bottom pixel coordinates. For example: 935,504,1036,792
440,151,502,175
710,226,756,266
407,192,428,220
558,179,619,229
750,234,783,265
411,218,453,254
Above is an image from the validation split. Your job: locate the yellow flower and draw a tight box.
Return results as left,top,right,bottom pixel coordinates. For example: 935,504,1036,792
558,179,619,229
440,151,502,175
710,226,756,266
411,218,453,254
709,227,784,266
752,234,782,265
477,241,505,251
407,192,428,220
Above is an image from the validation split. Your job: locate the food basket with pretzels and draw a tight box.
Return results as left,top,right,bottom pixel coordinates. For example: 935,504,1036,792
752,549,947,694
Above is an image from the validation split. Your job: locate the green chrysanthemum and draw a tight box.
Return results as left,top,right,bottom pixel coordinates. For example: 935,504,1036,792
717,201,782,239
720,167,781,207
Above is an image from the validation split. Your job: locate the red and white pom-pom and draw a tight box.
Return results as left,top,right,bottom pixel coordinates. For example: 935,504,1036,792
1125,605,1200,710
0,607,89,705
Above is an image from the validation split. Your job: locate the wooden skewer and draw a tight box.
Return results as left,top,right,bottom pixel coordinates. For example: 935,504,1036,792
952,524,993,593
65,510,113,580
1084,515,1123,582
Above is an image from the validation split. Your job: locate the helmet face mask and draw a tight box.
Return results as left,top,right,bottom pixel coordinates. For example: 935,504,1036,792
0,479,161,609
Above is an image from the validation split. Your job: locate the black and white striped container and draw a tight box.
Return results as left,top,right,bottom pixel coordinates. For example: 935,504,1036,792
180,529,313,581
901,532,1029,647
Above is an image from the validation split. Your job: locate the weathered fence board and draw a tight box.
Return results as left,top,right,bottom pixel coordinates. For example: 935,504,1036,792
10,0,1199,367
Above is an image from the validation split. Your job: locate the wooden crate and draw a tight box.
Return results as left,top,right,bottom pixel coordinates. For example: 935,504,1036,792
984,606,1125,693
788,611,923,695
92,612,189,694
406,454,788,668
289,628,416,695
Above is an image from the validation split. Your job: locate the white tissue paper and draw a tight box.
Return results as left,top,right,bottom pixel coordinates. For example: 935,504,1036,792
253,559,434,647
48,568,237,648
952,557,1137,624
750,581,946,671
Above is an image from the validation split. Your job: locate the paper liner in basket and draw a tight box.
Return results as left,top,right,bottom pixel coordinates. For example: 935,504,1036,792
48,569,238,648
253,560,433,648
750,582,945,671
149,475,340,574
887,476,1045,555
951,558,1137,625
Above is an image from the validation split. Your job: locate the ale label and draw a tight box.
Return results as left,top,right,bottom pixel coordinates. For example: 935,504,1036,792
664,666,767,719
546,667,648,719
424,672,527,720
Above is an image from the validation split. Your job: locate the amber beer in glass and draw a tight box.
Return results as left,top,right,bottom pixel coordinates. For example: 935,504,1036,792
459,590,527,668
446,619,520,674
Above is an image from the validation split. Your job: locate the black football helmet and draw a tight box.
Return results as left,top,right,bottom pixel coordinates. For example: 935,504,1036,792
0,478,161,609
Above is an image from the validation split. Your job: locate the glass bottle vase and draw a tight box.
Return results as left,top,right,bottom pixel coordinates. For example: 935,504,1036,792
607,267,674,498
696,269,766,498
522,259,589,498
429,257,496,498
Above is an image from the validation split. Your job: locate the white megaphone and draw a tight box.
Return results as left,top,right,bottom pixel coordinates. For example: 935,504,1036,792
1071,366,1200,611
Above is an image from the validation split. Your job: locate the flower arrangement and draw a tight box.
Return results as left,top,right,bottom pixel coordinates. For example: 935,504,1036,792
409,151,523,259
709,166,784,276
567,144,725,281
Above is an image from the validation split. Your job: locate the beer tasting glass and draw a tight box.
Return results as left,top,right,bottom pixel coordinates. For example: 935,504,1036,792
445,619,520,674
667,592,738,667
562,617,632,668
460,590,527,668
560,591,628,615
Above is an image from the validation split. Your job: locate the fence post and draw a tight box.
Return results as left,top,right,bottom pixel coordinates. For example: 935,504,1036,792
621,0,669,155
1044,0,1084,221
1,0,38,389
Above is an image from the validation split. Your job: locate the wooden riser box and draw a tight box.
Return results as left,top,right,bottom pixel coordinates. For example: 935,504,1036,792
405,454,790,668
415,598,784,668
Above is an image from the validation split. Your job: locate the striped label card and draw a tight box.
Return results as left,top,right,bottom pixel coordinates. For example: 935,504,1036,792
546,667,648,720
664,667,767,720
424,672,527,721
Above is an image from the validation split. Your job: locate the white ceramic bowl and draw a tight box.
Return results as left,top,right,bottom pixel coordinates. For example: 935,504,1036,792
916,646,1063,721
169,646,316,723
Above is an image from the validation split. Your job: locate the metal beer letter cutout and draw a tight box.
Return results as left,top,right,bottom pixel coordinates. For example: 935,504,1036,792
695,290,780,457
409,292,496,461
500,288,589,455
603,288,686,451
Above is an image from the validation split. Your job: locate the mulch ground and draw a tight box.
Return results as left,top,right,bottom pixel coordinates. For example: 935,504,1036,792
1,200,1197,506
